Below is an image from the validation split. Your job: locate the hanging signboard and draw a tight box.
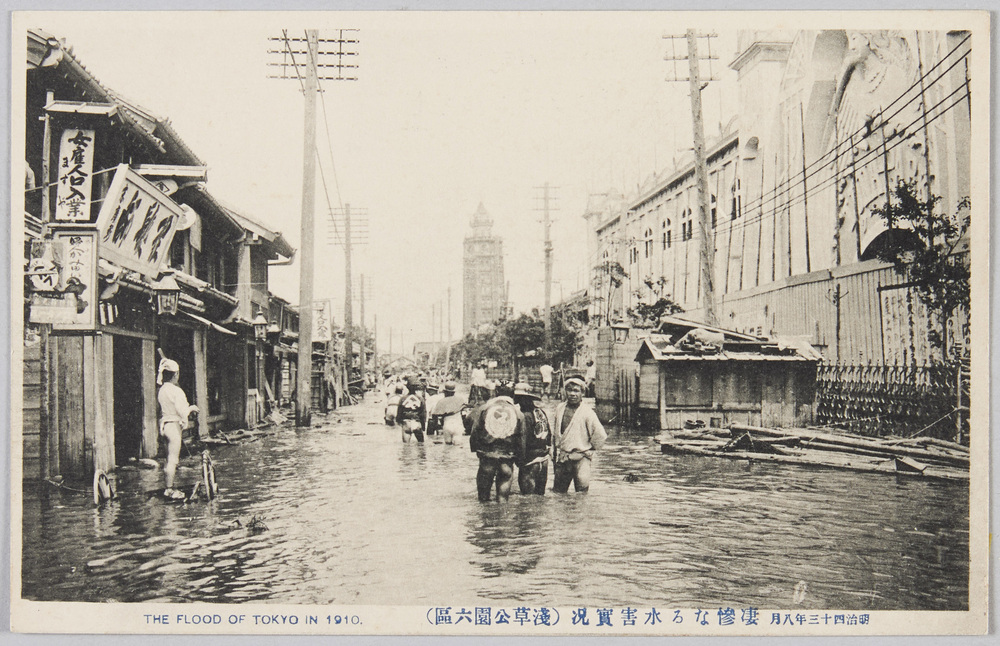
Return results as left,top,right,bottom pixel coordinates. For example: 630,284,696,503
54,128,96,222
95,164,185,279
313,300,333,343
27,226,99,330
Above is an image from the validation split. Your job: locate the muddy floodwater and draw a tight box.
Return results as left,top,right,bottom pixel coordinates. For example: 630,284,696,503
21,396,968,609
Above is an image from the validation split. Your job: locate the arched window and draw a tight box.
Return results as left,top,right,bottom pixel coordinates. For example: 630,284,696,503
643,227,653,258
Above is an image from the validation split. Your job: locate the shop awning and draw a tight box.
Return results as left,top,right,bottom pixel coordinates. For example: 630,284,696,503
181,310,237,336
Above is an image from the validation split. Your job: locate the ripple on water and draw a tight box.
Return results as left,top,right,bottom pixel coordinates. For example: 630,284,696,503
20,408,970,609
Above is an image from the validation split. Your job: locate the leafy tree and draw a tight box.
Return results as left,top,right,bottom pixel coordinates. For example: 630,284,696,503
593,260,627,324
871,179,970,357
629,297,683,328
628,275,683,328
450,310,581,376
502,313,546,360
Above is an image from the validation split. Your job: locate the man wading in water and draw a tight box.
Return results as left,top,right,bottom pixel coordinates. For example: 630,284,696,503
395,376,427,443
514,382,550,495
469,381,523,502
552,375,607,493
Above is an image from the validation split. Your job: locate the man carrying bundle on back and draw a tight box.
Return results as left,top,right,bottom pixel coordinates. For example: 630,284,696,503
395,376,427,443
514,382,550,495
469,381,523,502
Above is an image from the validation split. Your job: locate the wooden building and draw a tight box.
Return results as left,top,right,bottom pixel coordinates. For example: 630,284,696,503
634,317,821,431
22,29,294,482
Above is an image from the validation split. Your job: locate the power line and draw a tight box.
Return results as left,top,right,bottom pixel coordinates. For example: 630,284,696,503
738,38,970,219
588,82,969,307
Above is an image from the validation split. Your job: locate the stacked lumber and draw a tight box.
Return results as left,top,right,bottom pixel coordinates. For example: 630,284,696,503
657,423,969,482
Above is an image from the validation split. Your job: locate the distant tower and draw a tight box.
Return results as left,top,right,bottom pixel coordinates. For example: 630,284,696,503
463,202,506,335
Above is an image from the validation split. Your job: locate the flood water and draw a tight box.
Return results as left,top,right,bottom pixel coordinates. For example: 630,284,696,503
21,395,968,610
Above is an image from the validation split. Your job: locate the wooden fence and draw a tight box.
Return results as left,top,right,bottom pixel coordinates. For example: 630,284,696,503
815,362,967,441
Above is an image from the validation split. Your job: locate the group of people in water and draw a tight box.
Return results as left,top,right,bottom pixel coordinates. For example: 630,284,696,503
383,369,607,502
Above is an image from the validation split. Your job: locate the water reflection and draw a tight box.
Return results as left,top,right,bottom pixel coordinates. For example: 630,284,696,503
21,402,969,610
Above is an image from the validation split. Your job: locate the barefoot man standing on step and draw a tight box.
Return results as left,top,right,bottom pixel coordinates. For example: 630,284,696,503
157,357,199,500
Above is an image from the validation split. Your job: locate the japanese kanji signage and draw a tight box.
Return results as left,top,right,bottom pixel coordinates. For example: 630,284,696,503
27,226,98,330
95,164,185,279
55,128,96,222
313,300,333,343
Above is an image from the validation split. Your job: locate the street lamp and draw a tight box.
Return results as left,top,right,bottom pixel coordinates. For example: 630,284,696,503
153,274,180,316
611,320,630,344
252,313,268,341
267,321,281,343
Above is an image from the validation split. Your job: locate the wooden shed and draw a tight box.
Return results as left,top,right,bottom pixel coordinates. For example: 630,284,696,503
635,318,822,431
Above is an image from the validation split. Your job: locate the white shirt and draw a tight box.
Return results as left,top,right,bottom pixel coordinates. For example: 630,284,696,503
426,393,444,419
158,382,196,425
471,368,488,387
539,364,554,382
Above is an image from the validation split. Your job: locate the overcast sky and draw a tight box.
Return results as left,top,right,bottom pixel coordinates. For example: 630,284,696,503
21,12,739,353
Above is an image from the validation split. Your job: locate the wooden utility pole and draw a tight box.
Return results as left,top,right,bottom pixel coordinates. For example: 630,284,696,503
543,183,553,349
343,202,353,386
359,271,365,386
295,30,319,426
269,28,359,423
686,30,717,326
534,183,558,350
665,30,719,326
445,286,452,373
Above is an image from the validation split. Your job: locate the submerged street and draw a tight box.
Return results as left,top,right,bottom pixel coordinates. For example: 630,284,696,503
22,392,968,610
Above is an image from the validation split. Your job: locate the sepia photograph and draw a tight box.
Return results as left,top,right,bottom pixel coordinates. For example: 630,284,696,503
8,9,990,636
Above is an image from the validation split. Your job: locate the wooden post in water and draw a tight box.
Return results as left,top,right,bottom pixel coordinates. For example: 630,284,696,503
295,30,319,427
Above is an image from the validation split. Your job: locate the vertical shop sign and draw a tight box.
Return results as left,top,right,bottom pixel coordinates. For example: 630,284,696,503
313,300,333,342
55,128,96,222
27,226,98,330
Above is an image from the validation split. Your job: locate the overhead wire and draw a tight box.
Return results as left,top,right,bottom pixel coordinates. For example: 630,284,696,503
735,36,971,220
589,38,972,301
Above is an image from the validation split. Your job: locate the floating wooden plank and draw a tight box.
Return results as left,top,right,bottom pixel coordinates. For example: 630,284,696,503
894,456,928,473
658,438,967,482
730,423,969,468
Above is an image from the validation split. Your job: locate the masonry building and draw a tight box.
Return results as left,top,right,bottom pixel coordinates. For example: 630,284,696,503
462,202,506,334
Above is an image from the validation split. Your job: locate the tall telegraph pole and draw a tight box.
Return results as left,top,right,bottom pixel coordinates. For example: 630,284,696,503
535,183,558,350
343,203,353,383
664,30,719,326
359,271,365,385
295,30,318,427
328,205,366,393
268,28,359,424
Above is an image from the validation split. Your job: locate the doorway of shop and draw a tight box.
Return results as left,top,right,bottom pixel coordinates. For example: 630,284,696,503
113,335,144,465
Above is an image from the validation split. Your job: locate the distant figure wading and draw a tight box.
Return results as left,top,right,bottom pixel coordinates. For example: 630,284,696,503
395,377,427,443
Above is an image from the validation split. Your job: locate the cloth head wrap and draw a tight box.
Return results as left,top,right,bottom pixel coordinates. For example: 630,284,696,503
157,358,179,385
564,376,587,390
